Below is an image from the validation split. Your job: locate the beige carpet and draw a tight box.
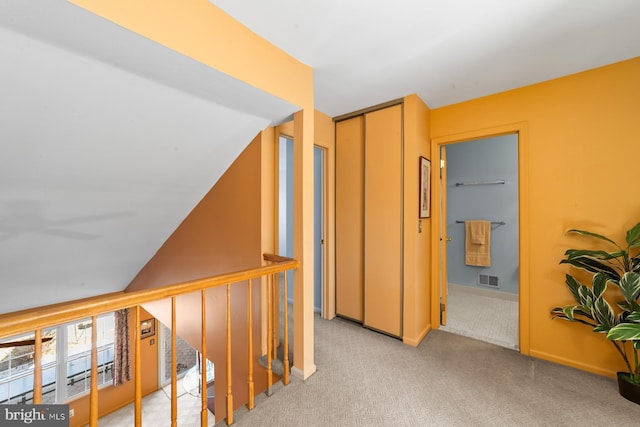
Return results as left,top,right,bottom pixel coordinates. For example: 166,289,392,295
98,310,640,426
439,284,519,350
225,316,640,426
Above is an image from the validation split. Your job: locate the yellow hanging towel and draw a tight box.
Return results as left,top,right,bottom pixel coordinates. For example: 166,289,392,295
465,220,491,267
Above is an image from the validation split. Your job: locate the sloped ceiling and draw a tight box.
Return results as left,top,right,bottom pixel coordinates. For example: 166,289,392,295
0,1,297,314
2,0,640,315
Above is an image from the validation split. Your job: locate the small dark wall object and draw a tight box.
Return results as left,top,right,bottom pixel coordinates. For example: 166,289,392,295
140,319,156,339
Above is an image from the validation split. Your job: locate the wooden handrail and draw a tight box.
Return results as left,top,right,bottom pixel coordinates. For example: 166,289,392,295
0,255,298,340
0,254,298,426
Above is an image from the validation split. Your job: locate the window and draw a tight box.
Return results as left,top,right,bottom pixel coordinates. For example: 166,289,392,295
0,313,115,404
159,322,197,386
64,315,115,400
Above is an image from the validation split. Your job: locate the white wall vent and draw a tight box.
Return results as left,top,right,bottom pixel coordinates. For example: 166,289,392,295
479,274,499,288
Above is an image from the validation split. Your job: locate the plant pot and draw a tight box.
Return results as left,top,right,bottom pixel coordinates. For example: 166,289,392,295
617,372,640,405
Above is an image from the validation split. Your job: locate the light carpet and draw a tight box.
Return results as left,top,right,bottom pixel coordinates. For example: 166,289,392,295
97,311,640,426
225,316,640,426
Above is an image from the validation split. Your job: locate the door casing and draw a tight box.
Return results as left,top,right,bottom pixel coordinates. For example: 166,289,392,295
430,122,530,355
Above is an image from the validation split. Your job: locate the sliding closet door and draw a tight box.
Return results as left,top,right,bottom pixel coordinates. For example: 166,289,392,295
335,116,364,322
363,105,403,337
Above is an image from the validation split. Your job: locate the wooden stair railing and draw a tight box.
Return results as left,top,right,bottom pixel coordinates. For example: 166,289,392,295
0,254,297,426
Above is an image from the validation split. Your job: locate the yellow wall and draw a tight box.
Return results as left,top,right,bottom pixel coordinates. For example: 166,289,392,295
402,95,432,345
126,135,267,423
69,308,158,427
430,57,640,377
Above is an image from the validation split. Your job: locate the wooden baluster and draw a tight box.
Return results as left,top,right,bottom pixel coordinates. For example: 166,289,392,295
33,329,42,404
90,315,98,426
134,306,142,427
282,272,290,386
200,290,208,427
266,273,273,396
171,297,178,427
247,279,254,410
272,273,278,360
226,284,234,425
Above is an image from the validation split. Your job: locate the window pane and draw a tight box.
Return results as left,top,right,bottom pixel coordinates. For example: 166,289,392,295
0,333,35,404
66,314,114,399
0,328,56,404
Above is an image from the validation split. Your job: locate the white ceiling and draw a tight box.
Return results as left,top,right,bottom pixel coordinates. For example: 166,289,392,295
212,0,640,115
1,0,640,314
0,1,297,314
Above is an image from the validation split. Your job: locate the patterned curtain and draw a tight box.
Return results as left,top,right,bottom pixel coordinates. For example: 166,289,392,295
113,308,131,386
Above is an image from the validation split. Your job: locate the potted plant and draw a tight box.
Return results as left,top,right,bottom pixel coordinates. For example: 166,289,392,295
551,221,640,404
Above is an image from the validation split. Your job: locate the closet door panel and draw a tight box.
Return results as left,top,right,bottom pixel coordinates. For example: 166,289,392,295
335,116,365,322
364,105,402,337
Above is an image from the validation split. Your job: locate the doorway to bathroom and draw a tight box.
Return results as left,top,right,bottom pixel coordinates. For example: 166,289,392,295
438,133,519,350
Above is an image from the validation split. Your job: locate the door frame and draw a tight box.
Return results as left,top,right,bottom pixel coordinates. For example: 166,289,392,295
275,119,335,320
430,122,530,355
314,140,334,320
313,145,325,315
439,146,448,326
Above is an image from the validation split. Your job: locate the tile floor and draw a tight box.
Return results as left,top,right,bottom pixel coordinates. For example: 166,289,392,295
93,378,215,427
439,283,519,350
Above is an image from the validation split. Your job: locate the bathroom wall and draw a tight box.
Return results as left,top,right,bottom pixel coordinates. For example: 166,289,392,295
445,135,519,294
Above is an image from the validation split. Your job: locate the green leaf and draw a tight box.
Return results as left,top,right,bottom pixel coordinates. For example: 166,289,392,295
626,311,640,322
551,306,579,321
592,297,616,330
565,274,582,302
618,300,640,314
578,285,594,308
567,228,618,247
565,249,624,261
619,272,640,302
607,323,640,341
626,222,640,248
560,257,621,282
592,273,608,298
554,305,575,322
562,306,576,321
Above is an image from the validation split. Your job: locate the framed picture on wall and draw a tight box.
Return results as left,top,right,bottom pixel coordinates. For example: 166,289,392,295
419,156,431,218
140,318,156,339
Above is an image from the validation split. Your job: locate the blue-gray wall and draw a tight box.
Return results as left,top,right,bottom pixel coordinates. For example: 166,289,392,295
445,135,519,294
278,136,295,301
279,139,323,311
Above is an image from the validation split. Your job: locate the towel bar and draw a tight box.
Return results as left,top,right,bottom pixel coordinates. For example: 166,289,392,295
456,220,505,225
455,180,505,186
